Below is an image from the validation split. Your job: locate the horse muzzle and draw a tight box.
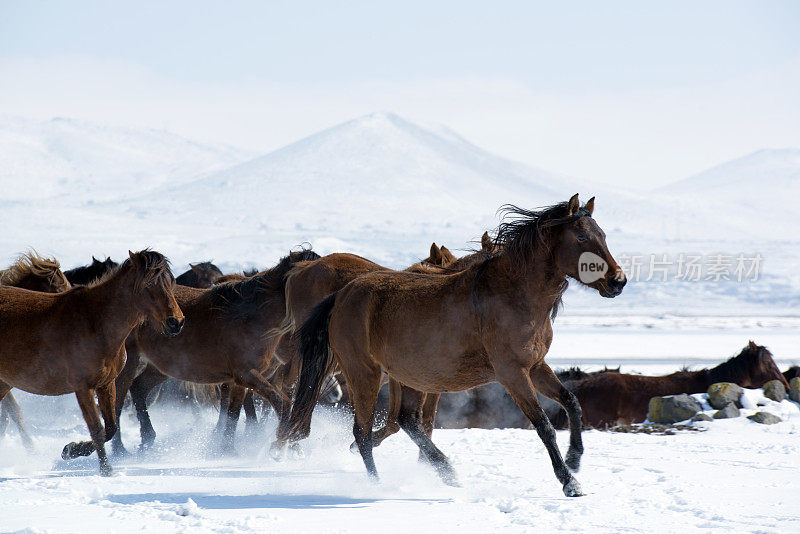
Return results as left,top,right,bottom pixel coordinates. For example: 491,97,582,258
163,317,185,336
600,274,626,298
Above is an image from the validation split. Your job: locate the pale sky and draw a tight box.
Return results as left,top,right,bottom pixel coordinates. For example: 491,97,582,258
1,0,799,189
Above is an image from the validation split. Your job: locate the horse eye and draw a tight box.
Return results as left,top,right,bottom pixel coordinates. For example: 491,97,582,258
145,281,155,288
577,235,589,243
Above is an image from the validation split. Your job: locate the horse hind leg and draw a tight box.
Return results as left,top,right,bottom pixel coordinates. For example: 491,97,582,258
0,381,12,440
530,363,584,472
340,360,382,481
396,385,457,486
62,389,113,476
220,384,247,454
214,382,233,435
1,393,35,451
496,364,583,497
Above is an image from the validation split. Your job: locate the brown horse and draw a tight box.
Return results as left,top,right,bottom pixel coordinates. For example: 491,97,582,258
106,249,320,456
0,251,70,293
550,342,789,428
0,250,183,475
269,239,491,456
0,252,72,449
282,195,626,497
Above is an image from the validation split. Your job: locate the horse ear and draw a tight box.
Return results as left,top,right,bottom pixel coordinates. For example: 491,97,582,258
429,243,443,264
748,340,758,351
568,193,580,215
128,251,137,264
440,246,456,263
584,196,595,216
481,231,493,252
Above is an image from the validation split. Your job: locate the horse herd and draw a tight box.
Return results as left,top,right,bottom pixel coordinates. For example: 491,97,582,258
0,194,794,498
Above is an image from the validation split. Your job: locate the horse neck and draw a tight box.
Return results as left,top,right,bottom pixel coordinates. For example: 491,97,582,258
491,251,567,323
82,265,144,340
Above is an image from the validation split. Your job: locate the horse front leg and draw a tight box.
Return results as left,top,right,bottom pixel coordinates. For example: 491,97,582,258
63,389,113,476
496,364,583,497
530,362,583,471
129,364,168,449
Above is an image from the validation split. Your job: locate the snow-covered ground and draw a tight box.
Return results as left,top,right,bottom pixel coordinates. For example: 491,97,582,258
1,373,799,534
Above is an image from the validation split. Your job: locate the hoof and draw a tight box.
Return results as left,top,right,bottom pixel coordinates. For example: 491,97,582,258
565,450,582,472
563,478,584,497
438,466,460,487
111,444,129,458
99,462,113,477
288,443,305,460
61,442,75,460
269,442,286,462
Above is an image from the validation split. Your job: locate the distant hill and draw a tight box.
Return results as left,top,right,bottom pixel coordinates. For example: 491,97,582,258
0,116,253,201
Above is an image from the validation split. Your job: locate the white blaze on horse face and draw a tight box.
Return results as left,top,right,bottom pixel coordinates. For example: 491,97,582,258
577,252,608,284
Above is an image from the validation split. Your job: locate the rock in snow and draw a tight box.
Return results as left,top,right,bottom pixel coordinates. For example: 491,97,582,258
706,382,743,410
790,377,800,403
762,380,787,402
747,412,783,425
713,403,740,419
648,394,702,424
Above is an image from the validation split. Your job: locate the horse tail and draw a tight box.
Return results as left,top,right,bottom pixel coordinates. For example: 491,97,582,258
282,292,338,442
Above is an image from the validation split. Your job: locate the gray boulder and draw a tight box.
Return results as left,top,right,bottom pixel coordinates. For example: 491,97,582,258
648,394,702,424
747,411,782,425
691,413,713,422
763,380,787,402
790,377,800,403
707,382,743,409
713,403,740,419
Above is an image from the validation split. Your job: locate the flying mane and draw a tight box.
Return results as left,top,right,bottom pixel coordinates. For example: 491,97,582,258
475,201,593,320
0,251,70,292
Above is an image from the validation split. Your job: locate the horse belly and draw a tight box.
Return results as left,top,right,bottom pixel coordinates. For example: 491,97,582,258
381,348,493,393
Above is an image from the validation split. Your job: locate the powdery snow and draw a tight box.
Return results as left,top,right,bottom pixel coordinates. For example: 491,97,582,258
0,393,798,533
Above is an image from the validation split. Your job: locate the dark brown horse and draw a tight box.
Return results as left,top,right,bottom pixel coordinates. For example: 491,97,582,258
106,249,320,456
64,256,118,285
0,252,72,449
550,342,789,428
176,261,224,288
282,195,626,497
1,250,183,475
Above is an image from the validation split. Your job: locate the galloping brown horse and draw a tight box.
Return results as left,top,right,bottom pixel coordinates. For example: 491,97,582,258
282,195,626,497
0,252,72,449
547,342,789,428
1,250,183,475
106,249,320,456
269,239,491,455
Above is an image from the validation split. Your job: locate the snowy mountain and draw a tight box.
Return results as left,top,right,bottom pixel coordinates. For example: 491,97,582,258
0,116,254,201
655,149,800,241
115,112,579,265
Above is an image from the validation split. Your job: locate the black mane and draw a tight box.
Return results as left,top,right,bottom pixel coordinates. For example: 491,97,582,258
211,249,320,323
